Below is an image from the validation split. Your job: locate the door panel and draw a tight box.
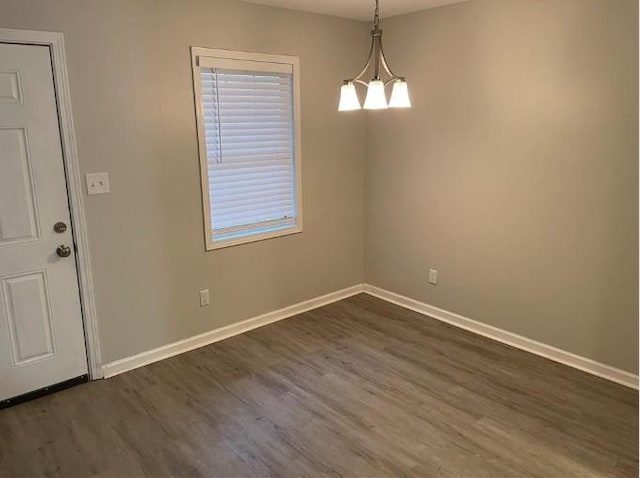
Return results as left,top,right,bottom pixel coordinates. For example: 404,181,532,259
0,70,22,104
3,271,55,365
0,127,40,244
0,43,87,401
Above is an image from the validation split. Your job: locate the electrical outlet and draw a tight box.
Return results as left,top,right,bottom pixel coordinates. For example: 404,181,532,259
199,289,210,307
428,269,438,285
86,173,110,195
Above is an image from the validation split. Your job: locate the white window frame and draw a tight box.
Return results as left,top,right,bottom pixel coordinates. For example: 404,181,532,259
191,47,303,250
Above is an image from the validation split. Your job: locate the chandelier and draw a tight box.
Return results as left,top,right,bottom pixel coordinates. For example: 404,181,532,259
338,0,411,111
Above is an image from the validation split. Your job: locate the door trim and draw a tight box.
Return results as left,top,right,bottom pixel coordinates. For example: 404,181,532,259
0,28,103,379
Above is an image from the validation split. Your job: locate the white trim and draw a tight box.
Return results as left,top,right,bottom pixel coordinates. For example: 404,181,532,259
198,56,293,74
190,47,304,251
102,284,363,378
103,281,638,389
192,47,300,67
209,225,303,250
0,28,103,379
363,284,639,390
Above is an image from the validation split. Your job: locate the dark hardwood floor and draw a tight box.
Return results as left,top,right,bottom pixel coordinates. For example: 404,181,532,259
0,293,637,477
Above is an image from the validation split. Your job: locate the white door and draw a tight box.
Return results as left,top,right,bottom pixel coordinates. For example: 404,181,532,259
0,43,87,403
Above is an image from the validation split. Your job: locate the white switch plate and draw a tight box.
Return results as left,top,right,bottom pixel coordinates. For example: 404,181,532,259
428,269,438,285
86,173,110,195
199,289,210,307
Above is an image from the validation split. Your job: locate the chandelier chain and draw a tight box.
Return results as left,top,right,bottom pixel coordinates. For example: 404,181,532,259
374,0,380,29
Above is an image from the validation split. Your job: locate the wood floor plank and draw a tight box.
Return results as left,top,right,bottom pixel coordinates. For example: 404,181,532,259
0,293,637,477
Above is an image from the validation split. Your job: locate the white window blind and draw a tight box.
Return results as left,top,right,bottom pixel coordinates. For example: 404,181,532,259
195,53,301,248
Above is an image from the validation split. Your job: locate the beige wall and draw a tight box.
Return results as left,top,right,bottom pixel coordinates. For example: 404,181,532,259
2,0,367,363
2,0,637,374
366,0,638,372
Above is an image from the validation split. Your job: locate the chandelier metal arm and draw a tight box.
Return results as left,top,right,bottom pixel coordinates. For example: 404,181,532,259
348,36,375,83
378,38,401,81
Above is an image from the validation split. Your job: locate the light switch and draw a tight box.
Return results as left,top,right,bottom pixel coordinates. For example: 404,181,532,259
199,289,210,307
428,269,438,285
86,173,110,195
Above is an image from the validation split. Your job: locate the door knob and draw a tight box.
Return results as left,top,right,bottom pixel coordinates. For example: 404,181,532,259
56,245,72,258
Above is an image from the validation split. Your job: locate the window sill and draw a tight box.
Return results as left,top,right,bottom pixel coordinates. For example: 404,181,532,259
205,225,303,251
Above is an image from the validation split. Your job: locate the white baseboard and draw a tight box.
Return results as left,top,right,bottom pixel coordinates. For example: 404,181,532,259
102,281,638,390
102,284,364,378
363,284,638,390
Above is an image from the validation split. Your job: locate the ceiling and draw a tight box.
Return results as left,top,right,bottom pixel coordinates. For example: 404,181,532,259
240,0,469,21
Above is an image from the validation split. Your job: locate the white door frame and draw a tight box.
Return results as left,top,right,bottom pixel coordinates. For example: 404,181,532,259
0,28,103,379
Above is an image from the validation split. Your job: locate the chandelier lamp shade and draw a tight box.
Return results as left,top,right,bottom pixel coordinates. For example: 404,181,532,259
338,0,411,111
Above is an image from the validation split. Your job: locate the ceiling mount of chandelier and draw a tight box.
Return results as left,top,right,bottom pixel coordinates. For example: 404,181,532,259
338,0,411,111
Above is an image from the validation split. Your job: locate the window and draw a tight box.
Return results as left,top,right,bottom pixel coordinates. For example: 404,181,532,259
191,48,303,250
